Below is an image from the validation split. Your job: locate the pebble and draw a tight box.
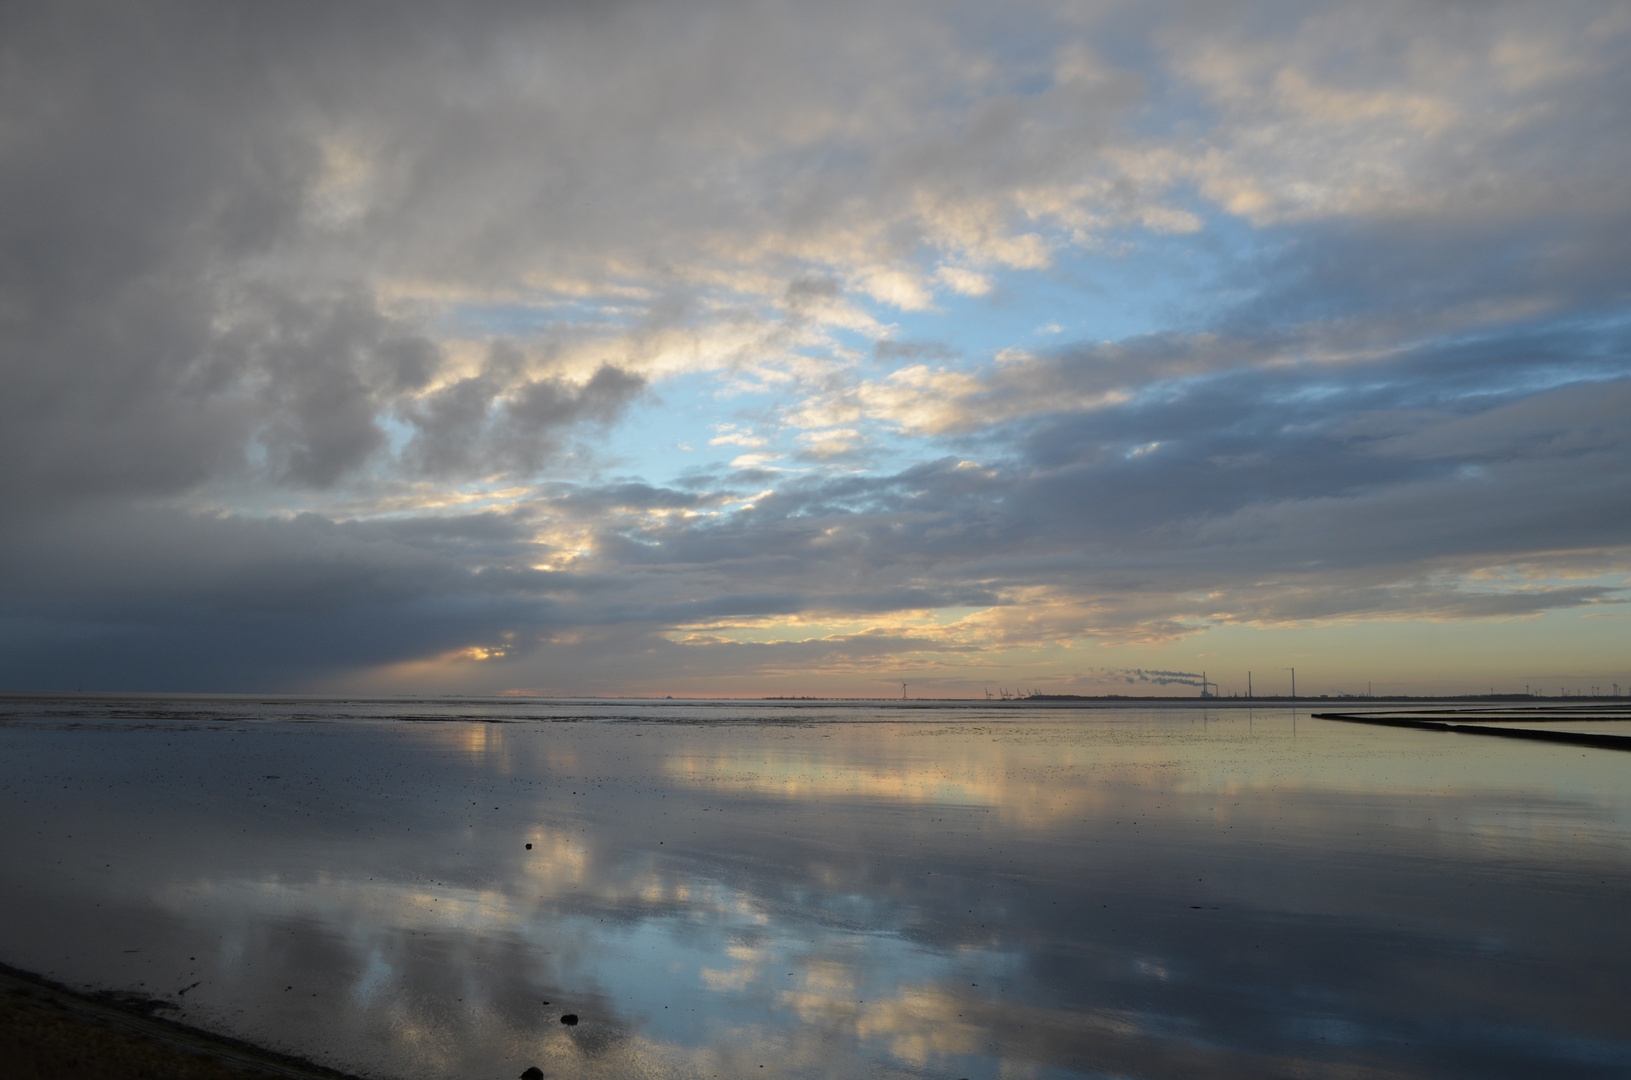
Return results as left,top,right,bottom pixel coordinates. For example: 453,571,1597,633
560,1013,578,1025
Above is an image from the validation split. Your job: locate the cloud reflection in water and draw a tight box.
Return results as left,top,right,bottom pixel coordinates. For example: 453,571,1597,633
0,699,1627,1079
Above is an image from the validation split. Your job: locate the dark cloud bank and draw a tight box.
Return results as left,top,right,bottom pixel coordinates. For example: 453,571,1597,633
2,0,1628,691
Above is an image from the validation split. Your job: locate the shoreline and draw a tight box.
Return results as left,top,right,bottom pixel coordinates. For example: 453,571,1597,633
0,961,369,1080
5,689,1626,705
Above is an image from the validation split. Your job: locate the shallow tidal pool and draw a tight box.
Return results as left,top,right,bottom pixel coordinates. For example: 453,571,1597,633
0,695,1628,1079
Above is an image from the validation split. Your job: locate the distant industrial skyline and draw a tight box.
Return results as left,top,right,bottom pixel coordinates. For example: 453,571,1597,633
2,0,1628,696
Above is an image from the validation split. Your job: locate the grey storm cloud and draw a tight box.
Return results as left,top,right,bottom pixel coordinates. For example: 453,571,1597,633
1,0,1629,692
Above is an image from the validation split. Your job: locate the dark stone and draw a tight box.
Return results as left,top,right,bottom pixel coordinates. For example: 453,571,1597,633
560,1013,578,1025
520,1068,545,1080
526,843,533,849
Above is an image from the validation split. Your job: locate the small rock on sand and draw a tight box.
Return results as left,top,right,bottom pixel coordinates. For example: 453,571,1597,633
560,1013,578,1025
520,1068,544,1080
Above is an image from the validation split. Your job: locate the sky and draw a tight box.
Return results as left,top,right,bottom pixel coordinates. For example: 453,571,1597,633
2,0,1629,698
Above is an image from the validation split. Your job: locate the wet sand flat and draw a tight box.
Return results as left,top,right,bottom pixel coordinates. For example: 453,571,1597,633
0,696,1628,1079
0,961,361,1080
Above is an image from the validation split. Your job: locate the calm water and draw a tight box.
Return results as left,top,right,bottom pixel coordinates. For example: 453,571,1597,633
0,696,1627,1079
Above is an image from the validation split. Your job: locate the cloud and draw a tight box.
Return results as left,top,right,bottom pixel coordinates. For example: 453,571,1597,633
1,0,1628,691
401,354,646,480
